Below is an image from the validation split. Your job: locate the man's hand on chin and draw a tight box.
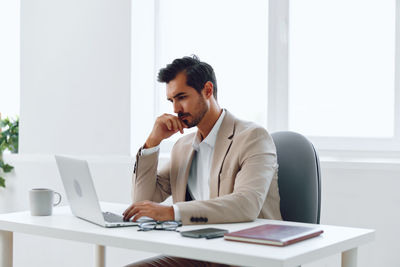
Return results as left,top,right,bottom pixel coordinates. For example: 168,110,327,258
122,201,175,222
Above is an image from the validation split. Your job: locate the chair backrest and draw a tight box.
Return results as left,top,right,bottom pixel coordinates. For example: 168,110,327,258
271,131,321,224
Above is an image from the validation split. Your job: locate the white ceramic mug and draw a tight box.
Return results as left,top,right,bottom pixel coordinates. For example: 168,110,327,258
29,188,62,216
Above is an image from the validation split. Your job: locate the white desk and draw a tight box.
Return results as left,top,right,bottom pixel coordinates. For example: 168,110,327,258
0,202,374,267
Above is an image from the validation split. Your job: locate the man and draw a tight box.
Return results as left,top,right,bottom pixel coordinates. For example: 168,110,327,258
123,55,282,266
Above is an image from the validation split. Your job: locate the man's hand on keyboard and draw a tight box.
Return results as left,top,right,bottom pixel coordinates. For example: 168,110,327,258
123,201,174,222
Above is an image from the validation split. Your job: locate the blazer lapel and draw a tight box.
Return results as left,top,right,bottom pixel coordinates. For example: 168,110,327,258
209,111,235,199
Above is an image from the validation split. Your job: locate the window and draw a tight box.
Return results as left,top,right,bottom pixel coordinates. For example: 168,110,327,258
131,0,400,155
289,0,396,138
155,0,269,151
0,0,20,118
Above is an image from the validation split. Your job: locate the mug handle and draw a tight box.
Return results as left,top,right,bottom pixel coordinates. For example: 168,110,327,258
53,191,62,206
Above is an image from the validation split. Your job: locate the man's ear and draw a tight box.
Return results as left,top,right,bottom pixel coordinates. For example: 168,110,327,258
203,81,214,99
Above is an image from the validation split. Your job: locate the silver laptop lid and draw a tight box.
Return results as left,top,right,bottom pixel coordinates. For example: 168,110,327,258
55,155,106,227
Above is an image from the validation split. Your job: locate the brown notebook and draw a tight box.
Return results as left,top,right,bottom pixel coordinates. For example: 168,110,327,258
224,224,323,247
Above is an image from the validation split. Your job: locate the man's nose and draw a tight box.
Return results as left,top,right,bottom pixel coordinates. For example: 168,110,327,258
173,101,182,114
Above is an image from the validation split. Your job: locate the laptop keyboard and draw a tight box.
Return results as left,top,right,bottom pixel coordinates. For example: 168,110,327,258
102,212,125,223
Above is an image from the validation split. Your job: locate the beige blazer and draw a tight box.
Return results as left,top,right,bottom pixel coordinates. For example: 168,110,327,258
132,110,282,225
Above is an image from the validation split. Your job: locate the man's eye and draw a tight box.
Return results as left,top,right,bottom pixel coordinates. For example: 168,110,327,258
178,96,186,100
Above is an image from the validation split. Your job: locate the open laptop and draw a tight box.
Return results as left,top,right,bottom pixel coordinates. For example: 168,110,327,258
55,155,151,228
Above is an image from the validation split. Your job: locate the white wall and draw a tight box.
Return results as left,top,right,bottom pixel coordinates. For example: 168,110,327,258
19,0,131,155
11,0,144,265
319,160,400,267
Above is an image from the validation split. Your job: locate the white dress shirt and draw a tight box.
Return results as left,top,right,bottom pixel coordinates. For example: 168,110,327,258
187,110,226,201
141,110,226,221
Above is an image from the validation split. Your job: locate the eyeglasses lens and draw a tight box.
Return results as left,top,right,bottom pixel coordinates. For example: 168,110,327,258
161,221,179,230
139,221,179,231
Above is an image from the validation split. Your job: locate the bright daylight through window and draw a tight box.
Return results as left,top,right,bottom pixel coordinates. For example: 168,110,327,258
289,0,396,138
0,0,20,118
155,0,269,149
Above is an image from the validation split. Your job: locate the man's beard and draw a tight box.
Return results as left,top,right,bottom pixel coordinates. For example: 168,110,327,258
178,96,208,128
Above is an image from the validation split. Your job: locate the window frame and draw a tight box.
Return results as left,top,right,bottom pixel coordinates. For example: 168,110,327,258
268,0,400,156
131,0,400,157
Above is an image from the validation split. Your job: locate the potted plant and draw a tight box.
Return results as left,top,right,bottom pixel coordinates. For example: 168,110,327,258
0,114,19,188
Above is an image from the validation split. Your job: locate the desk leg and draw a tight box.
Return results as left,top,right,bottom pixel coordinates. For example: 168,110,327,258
342,248,358,267
94,245,106,267
0,230,13,267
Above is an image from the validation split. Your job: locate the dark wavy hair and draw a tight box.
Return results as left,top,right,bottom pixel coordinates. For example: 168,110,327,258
157,55,218,100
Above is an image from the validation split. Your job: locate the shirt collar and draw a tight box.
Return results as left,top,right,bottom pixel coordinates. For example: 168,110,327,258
192,109,226,151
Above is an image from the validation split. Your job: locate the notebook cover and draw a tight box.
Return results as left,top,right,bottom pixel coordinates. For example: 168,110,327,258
224,224,323,246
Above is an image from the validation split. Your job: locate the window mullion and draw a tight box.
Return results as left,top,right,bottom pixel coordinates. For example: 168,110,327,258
268,0,289,132
153,0,160,118
394,0,400,140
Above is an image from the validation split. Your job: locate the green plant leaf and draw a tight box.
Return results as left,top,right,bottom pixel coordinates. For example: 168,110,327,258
2,129,10,136
0,116,18,185
2,164,13,173
0,142,6,151
0,116,18,153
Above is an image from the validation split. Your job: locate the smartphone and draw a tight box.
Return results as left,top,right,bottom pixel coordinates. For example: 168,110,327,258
180,228,228,239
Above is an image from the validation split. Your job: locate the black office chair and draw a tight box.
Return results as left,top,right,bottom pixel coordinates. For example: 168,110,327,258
271,131,321,224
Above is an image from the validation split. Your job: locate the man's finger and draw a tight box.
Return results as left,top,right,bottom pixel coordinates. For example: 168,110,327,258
176,119,184,134
123,203,135,215
132,211,147,222
165,119,173,131
124,206,141,221
125,200,153,211
123,202,145,216
171,119,179,132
